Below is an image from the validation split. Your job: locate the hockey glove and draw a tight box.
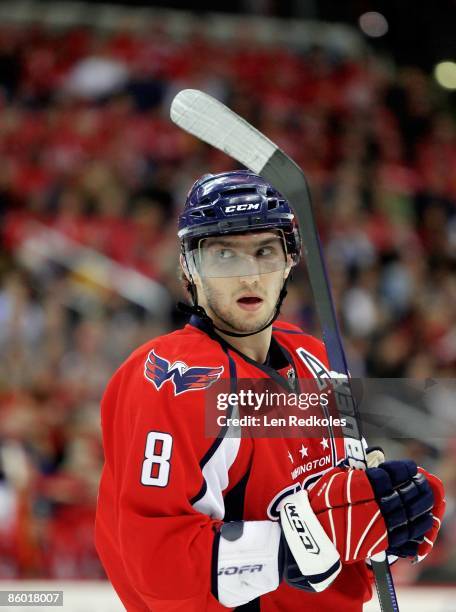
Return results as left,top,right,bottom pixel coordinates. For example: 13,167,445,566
308,465,389,563
363,448,445,566
307,460,440,564
280,489,342,592
372,463,446,561
414,467,445,562
215,492,342,606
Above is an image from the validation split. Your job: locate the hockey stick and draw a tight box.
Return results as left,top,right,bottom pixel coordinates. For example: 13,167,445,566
170,89,399,612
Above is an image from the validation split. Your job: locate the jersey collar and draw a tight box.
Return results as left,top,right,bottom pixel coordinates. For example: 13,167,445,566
188,315,297,392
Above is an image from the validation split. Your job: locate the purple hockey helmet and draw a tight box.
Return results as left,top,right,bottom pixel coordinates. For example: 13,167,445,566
178,170,301,263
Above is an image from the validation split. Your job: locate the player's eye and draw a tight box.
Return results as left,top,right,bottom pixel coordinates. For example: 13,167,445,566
217,248,235,260
256,245,275,258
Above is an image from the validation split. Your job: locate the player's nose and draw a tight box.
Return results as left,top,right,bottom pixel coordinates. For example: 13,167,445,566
238,271,260,286
239,256,262,282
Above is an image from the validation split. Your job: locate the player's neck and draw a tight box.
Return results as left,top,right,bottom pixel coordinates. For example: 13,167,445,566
215,326,272,364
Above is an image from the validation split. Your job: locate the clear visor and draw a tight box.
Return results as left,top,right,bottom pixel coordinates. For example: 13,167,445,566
187,231,289,278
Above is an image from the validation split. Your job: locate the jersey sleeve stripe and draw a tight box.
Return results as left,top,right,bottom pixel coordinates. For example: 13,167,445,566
192,437,241,518
191,352,241,519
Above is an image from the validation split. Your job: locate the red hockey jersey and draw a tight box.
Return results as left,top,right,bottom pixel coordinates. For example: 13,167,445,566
95,317,374,611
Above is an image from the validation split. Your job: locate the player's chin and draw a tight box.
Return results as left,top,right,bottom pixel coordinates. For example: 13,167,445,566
232,302,272,327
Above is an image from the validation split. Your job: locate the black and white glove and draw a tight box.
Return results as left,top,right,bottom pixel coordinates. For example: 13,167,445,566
214,490,341,608
280,489,342,592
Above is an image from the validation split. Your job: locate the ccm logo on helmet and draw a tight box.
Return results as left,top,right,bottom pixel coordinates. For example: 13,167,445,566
224,203,261,213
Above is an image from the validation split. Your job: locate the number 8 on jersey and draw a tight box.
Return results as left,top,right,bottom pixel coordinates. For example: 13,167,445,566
141,431,173,487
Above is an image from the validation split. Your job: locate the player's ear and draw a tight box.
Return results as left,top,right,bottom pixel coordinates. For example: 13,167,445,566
180,253,202,289
179,254,190,281
283,256,294,280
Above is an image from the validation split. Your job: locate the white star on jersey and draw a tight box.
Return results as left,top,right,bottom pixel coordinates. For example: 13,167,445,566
320,437,329,450
299,444,308,458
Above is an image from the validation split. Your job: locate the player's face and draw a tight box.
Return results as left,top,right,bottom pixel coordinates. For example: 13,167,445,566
189,232,292,334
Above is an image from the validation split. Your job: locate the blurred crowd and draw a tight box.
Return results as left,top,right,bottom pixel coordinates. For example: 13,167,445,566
0,21,455,583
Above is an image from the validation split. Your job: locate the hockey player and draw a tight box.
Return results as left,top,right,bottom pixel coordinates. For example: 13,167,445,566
95,171,445,612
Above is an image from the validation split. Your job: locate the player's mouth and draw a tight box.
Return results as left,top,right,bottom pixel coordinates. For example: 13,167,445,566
236,295,264,311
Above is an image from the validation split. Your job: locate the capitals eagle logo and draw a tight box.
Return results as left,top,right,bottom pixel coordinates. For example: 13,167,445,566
144,349,224,396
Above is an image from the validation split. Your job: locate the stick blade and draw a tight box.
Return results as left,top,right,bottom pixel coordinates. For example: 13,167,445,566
170,89,276,174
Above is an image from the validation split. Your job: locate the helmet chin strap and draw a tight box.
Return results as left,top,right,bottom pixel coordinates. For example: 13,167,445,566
177,267,290,338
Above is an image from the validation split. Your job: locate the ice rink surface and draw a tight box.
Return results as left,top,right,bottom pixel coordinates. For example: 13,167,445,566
0,582,455,611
